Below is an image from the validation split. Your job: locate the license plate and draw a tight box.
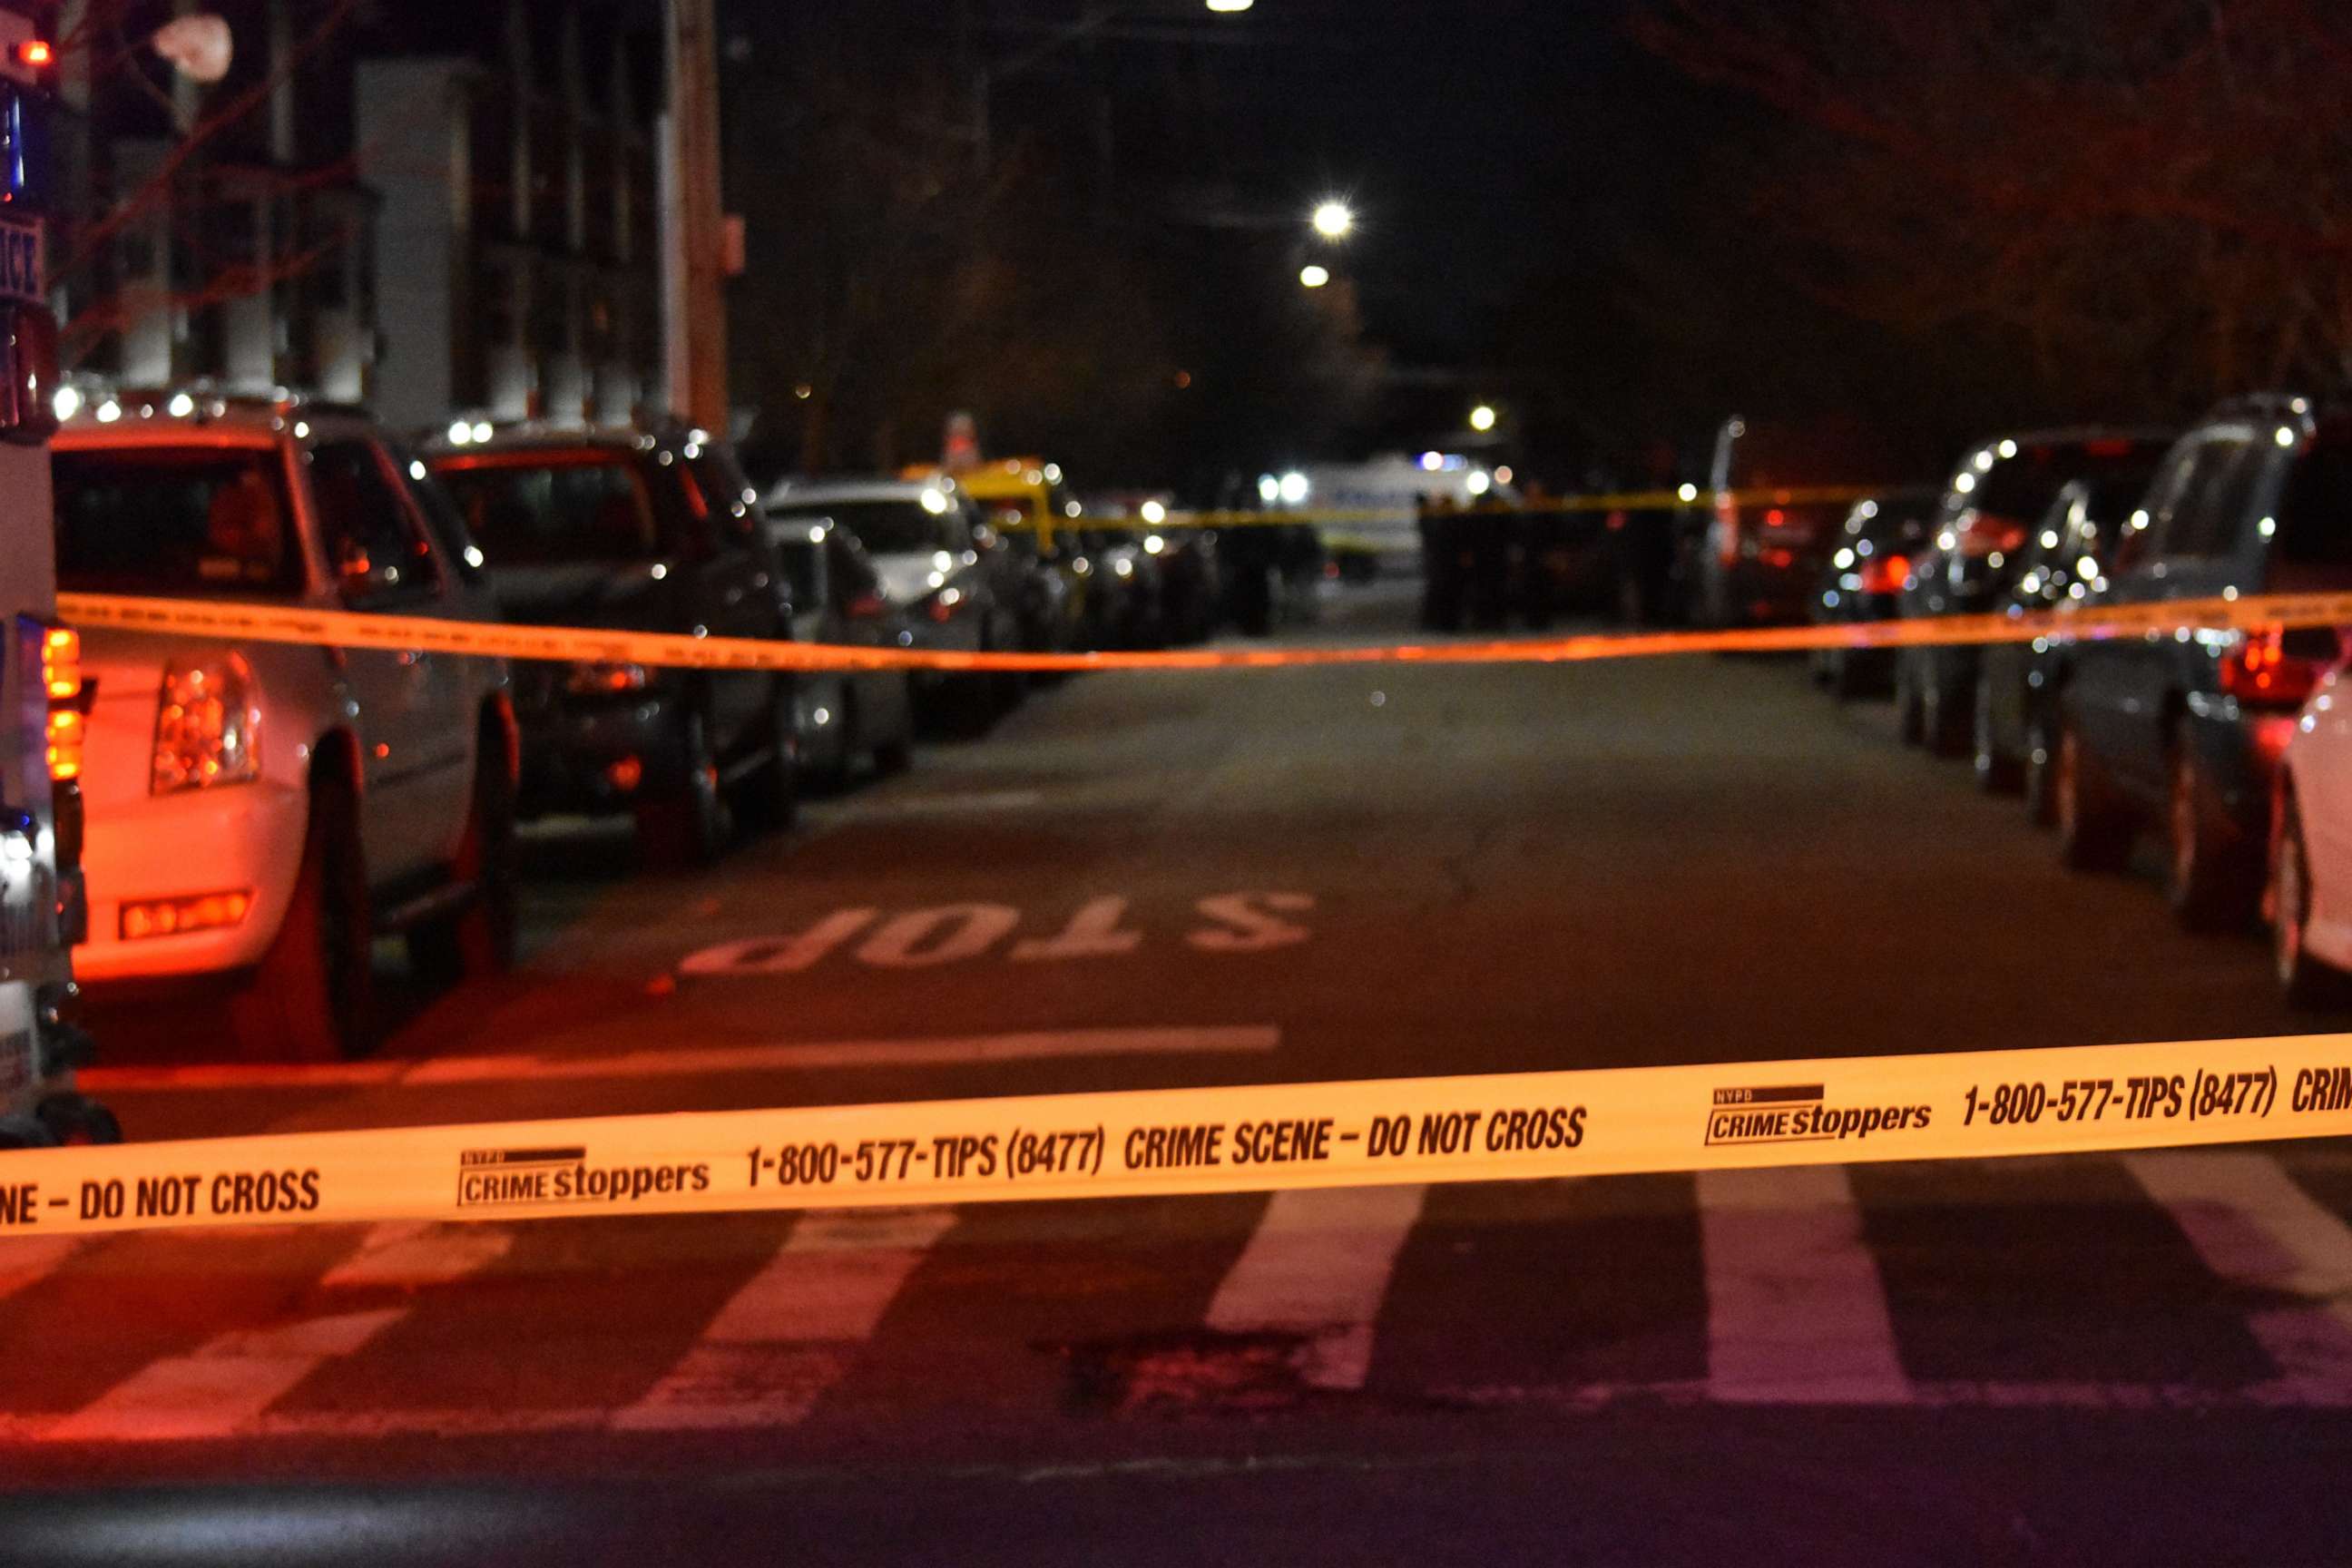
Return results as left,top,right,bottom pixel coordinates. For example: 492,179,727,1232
0,214,42,304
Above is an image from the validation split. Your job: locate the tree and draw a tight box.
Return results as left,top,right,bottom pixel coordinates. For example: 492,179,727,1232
1633,0,2352,422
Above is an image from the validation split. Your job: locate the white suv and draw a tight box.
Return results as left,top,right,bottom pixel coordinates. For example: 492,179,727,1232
55,392,515,1060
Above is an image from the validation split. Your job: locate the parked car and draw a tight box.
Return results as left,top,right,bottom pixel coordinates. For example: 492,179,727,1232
1896,429,2170,756
1689,416,1909,628
768,517,917,789
2053,396,2352,929
768,475,1026,728
1970,470,2155,809
1806,486,1938,698
954,458,1156,651
2268,662,2352,1006
429,424,796,868
60,393,516,1060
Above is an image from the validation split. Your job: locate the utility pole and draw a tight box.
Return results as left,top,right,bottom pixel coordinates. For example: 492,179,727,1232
662,0,727,429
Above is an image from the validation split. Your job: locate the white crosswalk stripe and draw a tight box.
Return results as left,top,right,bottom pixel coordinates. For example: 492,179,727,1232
25,1152,2352,1440
40,1222,512,1444
1204,1183,1426,1390
1697,1165,1911,1404
612,1206,956,1431
2127,1151,2352,1403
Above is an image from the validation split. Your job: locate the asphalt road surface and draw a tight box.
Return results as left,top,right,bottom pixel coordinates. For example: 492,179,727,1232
12,583,2352,1564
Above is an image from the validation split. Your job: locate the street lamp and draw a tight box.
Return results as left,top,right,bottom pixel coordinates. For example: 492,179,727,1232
1310,200,1353,240
1298,263,1330,289
1206,0,1254,10
1468,404,1497,433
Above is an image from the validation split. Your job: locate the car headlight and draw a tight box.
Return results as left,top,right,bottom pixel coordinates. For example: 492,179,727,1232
152,656,260,794
565,661,651,695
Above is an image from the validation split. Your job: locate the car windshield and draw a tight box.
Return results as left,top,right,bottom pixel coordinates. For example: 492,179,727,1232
54,446,303,597
1965,442,2161,523
434,454,663,565
772,497,946,554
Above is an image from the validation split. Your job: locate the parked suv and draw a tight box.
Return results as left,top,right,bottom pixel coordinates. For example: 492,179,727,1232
429,424,798,867
2053,396,2352,929
1896,430,2169,757
58,393,516,1060
1689,416,1908,628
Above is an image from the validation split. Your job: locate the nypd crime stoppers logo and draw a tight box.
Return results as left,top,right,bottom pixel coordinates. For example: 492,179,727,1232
1704,1082,1931,1146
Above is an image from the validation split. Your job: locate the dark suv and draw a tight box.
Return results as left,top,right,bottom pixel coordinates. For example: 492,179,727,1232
2053,396,2352,928
428,425,798,867
1896,430,2170,757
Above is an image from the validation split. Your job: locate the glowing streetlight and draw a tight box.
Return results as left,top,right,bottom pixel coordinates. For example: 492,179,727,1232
1206,0,1253,10
1310,200,1354,240
1298,263,1330,289
1468,404,1497,433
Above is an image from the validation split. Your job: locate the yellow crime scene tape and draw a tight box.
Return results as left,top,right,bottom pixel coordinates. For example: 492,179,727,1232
5,1033,2352,1238
1085,484,1881,529
54,589,2352,676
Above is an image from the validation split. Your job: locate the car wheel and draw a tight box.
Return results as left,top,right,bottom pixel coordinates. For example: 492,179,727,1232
2023,704,2059,827
230,776,376,1061
1895,651,1925,746
409,728,519,985
734,687,801,832
2055,716,2133,873
1973,672,2023,793
1921,658,1968,759
2271,788,2352,1007
2166,732,2257,932
637,708,731,869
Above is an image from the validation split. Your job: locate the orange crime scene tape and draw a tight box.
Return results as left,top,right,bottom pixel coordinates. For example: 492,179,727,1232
6,1032,2352,1238
54,589,2352,677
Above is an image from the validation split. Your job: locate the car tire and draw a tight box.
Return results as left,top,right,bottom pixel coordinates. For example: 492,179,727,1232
2166,730,2258,933
2023,704,2059,828
1973,672,2023,793
1894,650,1925,746
637,708,731,870
1920,658,1968,760
734,687,801,833
2271,788,2352,1008
231,776,376,1061
409,728,519,985
2055,716,2133,873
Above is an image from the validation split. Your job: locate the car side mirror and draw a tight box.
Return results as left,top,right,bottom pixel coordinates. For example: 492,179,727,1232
336,539,405,603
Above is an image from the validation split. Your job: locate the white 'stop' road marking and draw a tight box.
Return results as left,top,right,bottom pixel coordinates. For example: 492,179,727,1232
1696,1165,1912,1405
82,1025,1283,1093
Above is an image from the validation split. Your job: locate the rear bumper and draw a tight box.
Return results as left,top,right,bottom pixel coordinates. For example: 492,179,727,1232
516,695,685,819
2187,701,2297,844
74,779,309,981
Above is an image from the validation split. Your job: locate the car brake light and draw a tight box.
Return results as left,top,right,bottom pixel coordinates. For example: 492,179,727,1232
1858,552,1912,594
565,661,650,694
2220,624,2330,709
152,657,260,793
843,591,890,620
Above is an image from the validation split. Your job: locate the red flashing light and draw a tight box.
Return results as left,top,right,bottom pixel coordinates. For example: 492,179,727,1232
1859,553,1912,594
17,40,53,69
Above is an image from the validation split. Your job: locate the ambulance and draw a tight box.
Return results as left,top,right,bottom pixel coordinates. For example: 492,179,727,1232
0,12,112,1147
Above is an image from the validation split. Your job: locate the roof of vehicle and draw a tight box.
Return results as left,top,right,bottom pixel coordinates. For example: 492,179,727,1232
50,387,378,448
766,475,948,507
1951,426,2175,460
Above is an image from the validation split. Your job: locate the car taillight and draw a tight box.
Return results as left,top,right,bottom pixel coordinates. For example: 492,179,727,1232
1858,552,1912,595
1952,511,2027,556
152,656,260,793
2220,625,2332,709
843,591,890,620
42,626,82,782
565,661,650,694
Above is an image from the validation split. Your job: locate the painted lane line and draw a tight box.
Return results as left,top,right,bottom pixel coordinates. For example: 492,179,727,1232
1695,1165,1911,1405
82,1024,1284,1092
2126,1152,2352,1401
1204,1184,1426,1391
40,1222,513,1444
611,1206,956,1431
